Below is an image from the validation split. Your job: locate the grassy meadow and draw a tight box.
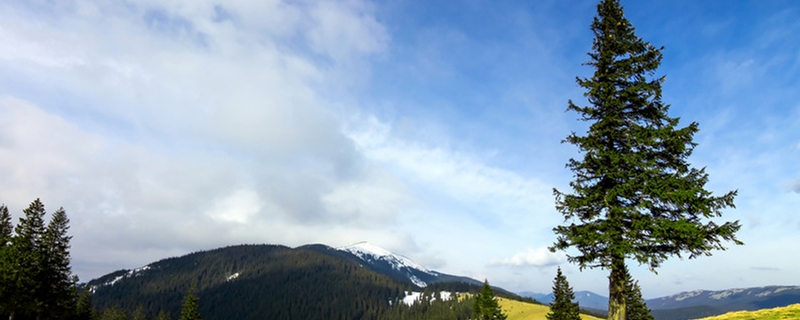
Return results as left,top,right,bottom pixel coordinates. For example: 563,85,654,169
497,297,604,320
699,303,800,320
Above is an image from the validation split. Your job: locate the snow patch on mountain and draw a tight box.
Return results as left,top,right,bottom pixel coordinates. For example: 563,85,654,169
398,291,454,306
673,290,704,301
338,241,434,287
339,242,431,273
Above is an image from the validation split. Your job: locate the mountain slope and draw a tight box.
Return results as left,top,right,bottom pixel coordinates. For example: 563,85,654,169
87,243,493,319
88,244,412,319
327,241,482,288
647,285,800,310
647,286,800,320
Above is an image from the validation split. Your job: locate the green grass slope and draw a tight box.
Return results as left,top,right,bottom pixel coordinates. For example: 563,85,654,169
699,303,800,320
498,297,604,320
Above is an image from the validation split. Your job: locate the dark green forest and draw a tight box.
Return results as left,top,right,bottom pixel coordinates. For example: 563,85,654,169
87,244,508,319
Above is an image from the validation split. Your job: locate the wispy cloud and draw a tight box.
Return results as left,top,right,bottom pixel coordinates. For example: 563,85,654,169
750,266,780,272
490,247,564,268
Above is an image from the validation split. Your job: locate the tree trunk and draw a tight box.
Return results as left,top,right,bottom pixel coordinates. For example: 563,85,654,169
608,256,626,320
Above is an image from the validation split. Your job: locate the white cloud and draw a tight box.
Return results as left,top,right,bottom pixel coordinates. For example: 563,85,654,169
490,247,564,268
0,0,407,281
346,115,555,224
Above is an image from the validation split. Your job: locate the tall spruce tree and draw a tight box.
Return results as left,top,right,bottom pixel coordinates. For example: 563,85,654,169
472,280,507,320
550,1,742,319
42,207,78,318
546,267,581,320
10,199,49,319
623,266,653,320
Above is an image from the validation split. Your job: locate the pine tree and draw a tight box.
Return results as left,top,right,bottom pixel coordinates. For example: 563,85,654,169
546,267,581,320
472,280,507,320
9,199,49,319
551,1,742,319
179,285,203,320
41,207,78,318
623,266,654,320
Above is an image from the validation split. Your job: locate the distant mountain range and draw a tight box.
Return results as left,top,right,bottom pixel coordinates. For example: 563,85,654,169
519,290,609,310
86,242,800,320
521,285,800,320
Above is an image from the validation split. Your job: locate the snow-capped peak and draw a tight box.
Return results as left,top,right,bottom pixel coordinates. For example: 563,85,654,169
337,241,433,287
339,241,431,273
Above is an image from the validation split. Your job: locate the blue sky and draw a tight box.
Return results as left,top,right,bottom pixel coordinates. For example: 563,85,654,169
1,0,798,298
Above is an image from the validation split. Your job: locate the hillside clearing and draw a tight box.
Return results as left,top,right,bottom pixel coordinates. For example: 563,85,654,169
699,303,800,320
498,298,603,320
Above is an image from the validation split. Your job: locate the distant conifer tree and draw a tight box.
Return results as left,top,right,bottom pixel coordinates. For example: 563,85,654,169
179,285,203,320
472,279,508,320
546,267,581,320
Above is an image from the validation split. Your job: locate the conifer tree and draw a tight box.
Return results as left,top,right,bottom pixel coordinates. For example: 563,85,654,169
0,205,11,245
0,204,13,318
472,280,507,320
42,207,78,317
75,288,95,320
179,285,203,320
9,199,49,319
551,0,742,319
546,267,581,320
623,266,653,320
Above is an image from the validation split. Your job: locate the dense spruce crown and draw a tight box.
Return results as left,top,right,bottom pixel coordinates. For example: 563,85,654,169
546,267,581,320
551,0,742,319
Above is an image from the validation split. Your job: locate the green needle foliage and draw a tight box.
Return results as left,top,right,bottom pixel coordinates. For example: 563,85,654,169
622,266,653,320
1,199,79,320
551,0,742,319
546,267,581,320
179,285,203,320
473,280,508,320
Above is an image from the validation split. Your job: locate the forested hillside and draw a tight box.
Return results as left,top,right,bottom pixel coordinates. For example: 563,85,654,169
88,244,491,319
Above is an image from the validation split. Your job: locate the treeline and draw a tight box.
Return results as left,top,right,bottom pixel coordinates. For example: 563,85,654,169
0,199,80,320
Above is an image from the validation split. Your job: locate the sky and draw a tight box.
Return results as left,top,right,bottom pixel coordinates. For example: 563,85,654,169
0,0,798,299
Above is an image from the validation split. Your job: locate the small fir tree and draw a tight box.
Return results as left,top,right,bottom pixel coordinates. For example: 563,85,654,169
623,266,654,320
472,279,508,320
546,267,581,320
551,0,742,319
179,285,203,320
